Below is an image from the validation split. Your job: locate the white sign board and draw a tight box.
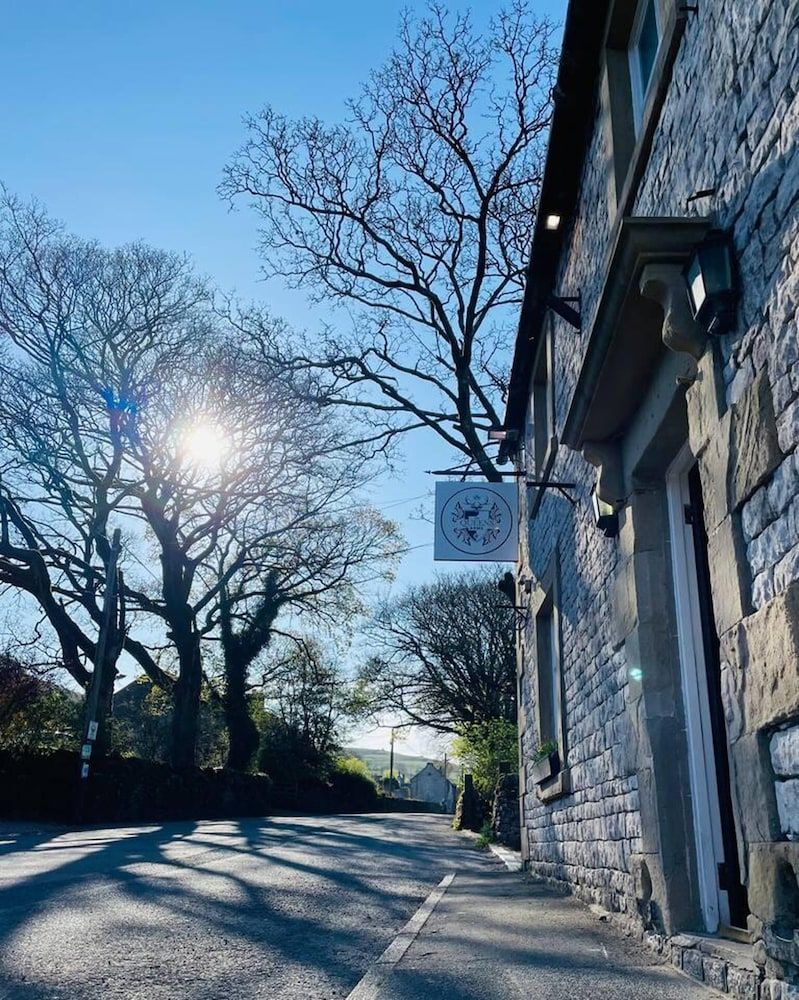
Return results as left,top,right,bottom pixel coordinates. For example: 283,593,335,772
434,482,519,562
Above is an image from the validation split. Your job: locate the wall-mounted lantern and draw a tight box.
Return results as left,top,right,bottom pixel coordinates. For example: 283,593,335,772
591,489,619,538
683,229,737,335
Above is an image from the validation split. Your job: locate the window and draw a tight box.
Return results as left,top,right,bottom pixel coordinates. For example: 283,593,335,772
531,552,567,799
604,0,680,211
535,598,560,748
628,0,662,130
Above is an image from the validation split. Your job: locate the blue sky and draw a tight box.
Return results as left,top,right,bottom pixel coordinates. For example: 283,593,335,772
2,0,566,752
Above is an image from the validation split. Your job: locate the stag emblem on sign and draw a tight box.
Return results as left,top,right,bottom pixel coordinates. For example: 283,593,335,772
450,494,504,548
437,486,515,557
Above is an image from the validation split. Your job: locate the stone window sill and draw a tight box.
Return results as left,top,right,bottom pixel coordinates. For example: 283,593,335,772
537,767,571,803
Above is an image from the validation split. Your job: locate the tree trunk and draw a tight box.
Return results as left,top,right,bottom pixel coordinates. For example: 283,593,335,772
223,658,259,771
219,575,282,772
170,633,202,769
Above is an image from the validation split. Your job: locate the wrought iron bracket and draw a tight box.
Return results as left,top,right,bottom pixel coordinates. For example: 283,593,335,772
427,467,578,506
547,292,581,331
525,479,579,506
494,602,529,626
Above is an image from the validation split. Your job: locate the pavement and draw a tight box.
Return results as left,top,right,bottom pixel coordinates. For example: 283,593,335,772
368,868,715,999
0,814,716,999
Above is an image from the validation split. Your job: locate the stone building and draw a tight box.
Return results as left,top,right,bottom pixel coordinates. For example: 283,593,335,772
502,0,799,994
409,763,457,813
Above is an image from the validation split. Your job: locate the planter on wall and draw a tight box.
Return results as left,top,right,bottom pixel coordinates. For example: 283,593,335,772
531,751,560,785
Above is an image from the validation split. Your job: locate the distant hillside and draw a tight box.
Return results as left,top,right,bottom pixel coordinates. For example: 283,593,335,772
345,746,439,779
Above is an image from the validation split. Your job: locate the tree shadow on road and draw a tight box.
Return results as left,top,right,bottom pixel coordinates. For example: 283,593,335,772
0,813,486,1000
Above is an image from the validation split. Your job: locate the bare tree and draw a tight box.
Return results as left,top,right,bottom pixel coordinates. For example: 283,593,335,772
221,2,556,480
214,504,401,770
199,334,402,769
263,637,359,762
0,196,189,696
0,195,399,768
0,652,42,734
361,569,517,733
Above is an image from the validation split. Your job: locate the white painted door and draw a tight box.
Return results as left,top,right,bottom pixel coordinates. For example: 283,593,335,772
666,445,730,932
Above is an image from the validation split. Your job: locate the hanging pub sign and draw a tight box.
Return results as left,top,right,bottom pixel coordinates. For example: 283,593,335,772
434,481,519,562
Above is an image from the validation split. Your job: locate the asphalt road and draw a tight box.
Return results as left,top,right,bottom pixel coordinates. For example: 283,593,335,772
0,813,486,1000
0,815,715,1000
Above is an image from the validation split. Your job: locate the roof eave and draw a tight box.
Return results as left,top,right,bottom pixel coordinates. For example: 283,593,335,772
503,0,610,435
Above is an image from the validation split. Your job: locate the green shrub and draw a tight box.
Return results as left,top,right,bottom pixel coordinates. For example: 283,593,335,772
330,755,378,809
334,754,374,781
532,738,558,763
0,672,81,753
256,715,325,786
474,820,494,850
452,719,518,797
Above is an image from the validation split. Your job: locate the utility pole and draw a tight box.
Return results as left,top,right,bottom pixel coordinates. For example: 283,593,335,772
75,529,123,822
388,729,396,798
443,753,448,782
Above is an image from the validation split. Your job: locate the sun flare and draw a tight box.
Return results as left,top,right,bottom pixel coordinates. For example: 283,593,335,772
181,422,230,472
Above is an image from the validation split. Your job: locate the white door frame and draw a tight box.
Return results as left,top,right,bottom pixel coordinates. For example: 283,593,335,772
665,444,730,932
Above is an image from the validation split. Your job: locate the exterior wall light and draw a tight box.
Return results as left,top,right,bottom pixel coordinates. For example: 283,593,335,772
683,229,737,335
545,214,562,231
591,489,619,538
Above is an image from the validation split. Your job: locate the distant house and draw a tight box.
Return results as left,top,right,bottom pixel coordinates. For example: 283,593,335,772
408,763,457,814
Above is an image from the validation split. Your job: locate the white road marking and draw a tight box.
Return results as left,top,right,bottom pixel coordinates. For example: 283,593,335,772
347,873,456,1000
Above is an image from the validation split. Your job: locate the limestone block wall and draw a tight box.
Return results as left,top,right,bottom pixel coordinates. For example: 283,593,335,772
518,0,799,984
519,411,642,918
771,727,799,840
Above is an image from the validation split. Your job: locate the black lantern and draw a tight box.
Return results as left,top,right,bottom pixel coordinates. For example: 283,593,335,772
591,489,619,538
683,229,737,335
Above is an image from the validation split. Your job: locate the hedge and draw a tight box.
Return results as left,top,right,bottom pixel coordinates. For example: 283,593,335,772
0,750,442,824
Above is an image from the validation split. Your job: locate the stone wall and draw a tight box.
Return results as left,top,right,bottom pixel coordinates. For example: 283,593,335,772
518,0,799,988
519,427,642,920
491,773,522,850
771,726,799,841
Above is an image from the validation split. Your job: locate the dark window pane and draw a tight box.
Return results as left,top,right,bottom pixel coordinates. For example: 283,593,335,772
637,0,659,95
